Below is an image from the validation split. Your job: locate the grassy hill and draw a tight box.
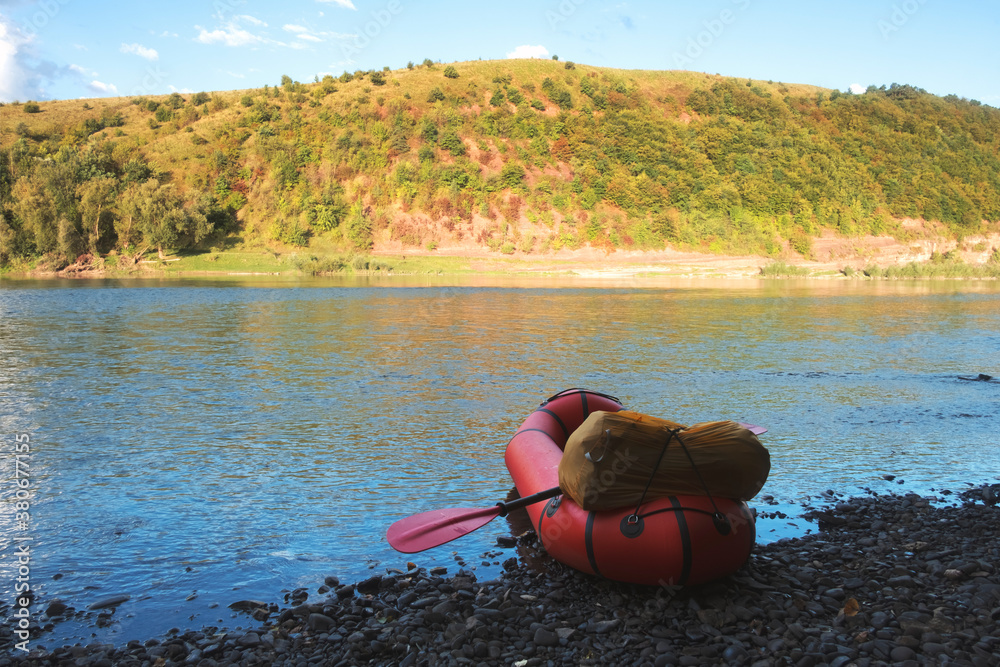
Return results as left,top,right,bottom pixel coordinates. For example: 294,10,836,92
2,59,999,272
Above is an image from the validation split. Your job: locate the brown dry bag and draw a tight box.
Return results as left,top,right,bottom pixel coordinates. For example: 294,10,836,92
557,410,770,511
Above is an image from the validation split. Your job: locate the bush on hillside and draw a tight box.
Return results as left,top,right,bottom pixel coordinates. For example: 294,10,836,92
439,130,466,156
501,163,525,190
346,203,373,250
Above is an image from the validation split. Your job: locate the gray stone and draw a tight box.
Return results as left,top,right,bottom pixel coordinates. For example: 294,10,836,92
533,627,559,647
890,646,917,661
237,632,260,647
593,619,620,633
88,595,131,610
308,613,336,633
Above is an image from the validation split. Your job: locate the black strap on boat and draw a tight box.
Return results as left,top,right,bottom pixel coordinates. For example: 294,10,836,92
637,505,728,521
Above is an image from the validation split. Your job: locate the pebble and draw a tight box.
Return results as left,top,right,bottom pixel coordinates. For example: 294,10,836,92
238,632,260,647
43,600,68,617
86,595,130,611
532,628,559,647
9,487,1000,667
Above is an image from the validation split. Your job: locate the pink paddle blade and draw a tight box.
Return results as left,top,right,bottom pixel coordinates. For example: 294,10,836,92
738,422,768,435
387,505,502,554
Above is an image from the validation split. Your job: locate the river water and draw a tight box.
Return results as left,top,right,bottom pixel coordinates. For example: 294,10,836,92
1,275,998,648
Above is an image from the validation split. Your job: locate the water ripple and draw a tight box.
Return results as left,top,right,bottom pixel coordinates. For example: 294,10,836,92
0,279,998,646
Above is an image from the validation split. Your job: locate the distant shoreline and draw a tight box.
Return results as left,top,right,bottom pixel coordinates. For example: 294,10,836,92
4,244,1000,282
4,223,1000,282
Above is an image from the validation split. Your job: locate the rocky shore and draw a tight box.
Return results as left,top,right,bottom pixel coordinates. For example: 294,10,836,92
4,484,1000,666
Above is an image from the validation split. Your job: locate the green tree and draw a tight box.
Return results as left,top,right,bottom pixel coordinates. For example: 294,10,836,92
76,176,116,253
57,215,85,261
421,120,438,144
439,130,466,156
10,174,58,255
345,201,373,250
115,181,150,250
10,161,78,256
501,163,525,190
443,66,459,79
313,198,348,231
126,181,213,258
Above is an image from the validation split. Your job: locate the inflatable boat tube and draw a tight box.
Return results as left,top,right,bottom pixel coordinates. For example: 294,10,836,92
504,388,756,587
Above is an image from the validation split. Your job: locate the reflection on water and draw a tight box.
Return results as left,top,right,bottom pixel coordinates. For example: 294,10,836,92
0,276,998,646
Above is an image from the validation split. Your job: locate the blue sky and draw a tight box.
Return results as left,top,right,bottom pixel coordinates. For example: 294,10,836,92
1,0,998,105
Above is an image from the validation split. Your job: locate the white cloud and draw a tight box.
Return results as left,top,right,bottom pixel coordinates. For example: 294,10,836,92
88,80,118,95
506,45,549,59
224,70,246,79
69,63,88,75
121,42,159,61
849,83,866,95
317,0,357,9
238,15,268,27
280,24,347,45
196,24,263,47
0,18,26,101
0,14,69,102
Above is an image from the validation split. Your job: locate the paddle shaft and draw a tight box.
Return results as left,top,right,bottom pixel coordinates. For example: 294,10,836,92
495,485,562,517
386,486,564,553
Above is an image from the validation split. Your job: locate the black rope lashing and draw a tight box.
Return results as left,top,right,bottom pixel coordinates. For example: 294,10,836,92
627,428,679,525
674,430,731,535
